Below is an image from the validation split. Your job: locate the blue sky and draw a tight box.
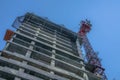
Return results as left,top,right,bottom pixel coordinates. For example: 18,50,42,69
0,0,120,80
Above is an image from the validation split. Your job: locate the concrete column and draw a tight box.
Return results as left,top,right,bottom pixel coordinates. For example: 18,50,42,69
76,38,83,58
50,31,56,75
26,27,39,58
80,61,89,80
0,51,2,56
35,28,40,37
14,61,27,80
13,34,22,80
15,29,36,80
26,41,35,58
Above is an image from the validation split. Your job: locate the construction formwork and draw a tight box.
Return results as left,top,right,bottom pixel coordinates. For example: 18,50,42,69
0,13,101,80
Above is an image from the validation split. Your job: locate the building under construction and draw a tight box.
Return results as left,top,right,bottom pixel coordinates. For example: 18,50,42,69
0,13,107,80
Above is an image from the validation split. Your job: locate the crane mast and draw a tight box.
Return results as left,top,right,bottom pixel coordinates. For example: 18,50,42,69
78,20,107,80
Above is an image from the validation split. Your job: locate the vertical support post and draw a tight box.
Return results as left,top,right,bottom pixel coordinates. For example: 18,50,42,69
76,38,83,58
6,34,21,80
14,27,37,80
0,52,1,56
0,47,2,56
81,59,89,80
50,30,56,75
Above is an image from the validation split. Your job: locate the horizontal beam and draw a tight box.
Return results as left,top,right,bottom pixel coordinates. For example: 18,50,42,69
0,56,68,80
0,66,43,80
2,50,84,80
15,31,82,61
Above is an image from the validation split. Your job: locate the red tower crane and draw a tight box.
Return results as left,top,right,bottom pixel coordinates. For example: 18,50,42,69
78,20,107,80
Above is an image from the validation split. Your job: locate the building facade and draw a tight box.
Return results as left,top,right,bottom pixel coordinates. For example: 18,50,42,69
0,13,100,80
